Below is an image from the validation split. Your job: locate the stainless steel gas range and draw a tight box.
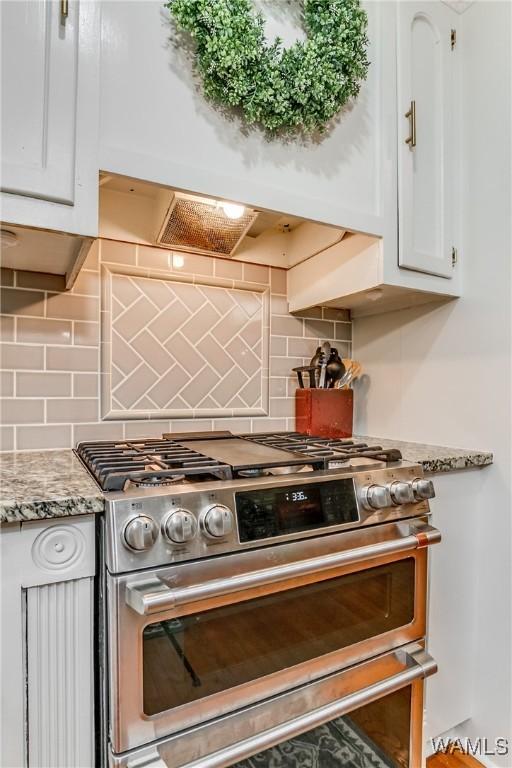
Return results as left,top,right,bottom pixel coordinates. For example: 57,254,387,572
76,432,441,768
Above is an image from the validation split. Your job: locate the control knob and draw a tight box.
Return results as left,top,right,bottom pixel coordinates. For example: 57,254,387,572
201,505,234,539
163,509,197,544
123,515,159,551
388,481,415,506
360,484,392,510
412,478,436,501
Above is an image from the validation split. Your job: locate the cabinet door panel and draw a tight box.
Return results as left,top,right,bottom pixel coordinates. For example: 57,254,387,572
398,2,455,278
1,0,78,204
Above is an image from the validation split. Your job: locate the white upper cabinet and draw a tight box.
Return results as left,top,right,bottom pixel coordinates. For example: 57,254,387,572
397,2,457,278
1,0,77,204
0,0,100,238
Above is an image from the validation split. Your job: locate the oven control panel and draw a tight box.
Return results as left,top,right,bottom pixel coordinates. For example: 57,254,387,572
105,464,434,573
235,478,359,543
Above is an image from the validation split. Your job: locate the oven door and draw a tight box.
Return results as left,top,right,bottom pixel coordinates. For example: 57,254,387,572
110,642,436,768
108,518,440,754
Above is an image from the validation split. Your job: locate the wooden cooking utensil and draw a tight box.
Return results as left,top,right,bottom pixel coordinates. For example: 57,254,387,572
341,361,362,388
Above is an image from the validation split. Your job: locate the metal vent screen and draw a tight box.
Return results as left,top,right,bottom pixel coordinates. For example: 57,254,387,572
157,197,257,256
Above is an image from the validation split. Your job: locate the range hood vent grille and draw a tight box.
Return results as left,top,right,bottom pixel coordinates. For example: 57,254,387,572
157,196,257,256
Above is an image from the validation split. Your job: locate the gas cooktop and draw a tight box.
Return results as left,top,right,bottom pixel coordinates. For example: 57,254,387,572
75,432,403,492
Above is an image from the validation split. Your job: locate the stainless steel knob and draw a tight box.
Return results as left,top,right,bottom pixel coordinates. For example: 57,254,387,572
123,515,159,551
361,484,392,510
412,478,436,501
201,505,234,539
388,481,415,506
163,509,197,544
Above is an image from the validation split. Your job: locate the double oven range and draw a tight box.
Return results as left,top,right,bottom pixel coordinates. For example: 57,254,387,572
76,432,441,768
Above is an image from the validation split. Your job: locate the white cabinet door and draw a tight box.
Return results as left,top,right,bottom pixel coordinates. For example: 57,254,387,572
397,2,457,278
1,517,96,768
1,0,79,204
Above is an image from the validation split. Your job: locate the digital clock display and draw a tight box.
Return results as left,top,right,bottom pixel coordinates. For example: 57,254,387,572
236,479,359,542
287,490,307,502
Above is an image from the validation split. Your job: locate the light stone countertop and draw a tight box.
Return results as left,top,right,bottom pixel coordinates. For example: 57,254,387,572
354,435,493,474
0,450,104,524
0,436,493,524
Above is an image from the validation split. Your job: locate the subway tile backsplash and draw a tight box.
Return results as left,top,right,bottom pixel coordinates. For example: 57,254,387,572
0,239,351,451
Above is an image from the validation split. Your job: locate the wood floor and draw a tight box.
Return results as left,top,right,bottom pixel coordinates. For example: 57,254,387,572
427,751,484,767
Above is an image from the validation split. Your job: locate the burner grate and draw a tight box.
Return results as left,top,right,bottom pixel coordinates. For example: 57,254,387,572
76,439,233,491
241,433,402,465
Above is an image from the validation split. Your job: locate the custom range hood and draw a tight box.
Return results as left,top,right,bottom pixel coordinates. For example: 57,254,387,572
98,174,346,269
99,174,444,318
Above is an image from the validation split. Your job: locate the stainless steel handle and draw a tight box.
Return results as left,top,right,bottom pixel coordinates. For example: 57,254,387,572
126,523,441,616
128,645,437,768
405,100,416,148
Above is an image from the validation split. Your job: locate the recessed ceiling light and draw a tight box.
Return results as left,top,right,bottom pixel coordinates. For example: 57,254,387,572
0,229,18,248
172,254,185,269
221,202,245,220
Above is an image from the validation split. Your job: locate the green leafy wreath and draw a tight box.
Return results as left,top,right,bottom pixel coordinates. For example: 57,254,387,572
167,0,370,133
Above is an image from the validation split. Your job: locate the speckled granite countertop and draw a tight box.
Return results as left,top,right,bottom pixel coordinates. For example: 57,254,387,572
355,436,493,474
0,450,104,524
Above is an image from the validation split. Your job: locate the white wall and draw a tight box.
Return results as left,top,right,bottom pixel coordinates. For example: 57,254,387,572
353,2,511,761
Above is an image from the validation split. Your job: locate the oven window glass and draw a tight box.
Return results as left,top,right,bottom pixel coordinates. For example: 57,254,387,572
232,687,412,768
142,559,415,716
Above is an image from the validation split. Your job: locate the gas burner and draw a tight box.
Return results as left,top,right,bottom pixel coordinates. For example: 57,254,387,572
126,473,186,488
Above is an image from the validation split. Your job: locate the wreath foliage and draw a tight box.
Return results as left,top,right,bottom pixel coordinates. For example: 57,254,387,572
167,0,369,133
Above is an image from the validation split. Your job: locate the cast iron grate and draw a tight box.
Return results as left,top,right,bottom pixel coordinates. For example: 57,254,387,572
75,439,233,491
241,432,402,465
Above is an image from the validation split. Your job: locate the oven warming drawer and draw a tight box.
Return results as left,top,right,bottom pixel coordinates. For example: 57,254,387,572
111,642,436,768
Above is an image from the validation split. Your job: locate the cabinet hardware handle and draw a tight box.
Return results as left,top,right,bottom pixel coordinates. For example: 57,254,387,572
405,100,416,149
61,0,68,21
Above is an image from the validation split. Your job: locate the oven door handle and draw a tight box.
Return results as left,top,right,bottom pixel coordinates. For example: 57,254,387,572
125,522,441,616
123,644,437,768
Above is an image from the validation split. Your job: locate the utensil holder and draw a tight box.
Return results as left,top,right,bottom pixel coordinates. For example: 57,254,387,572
295,388,353,438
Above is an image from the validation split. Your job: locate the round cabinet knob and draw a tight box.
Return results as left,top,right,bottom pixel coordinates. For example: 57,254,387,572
163,509,197,544
388,481,415,506
123,515,159,551
361,484,392,510
412,478,436,501
201,505,234,539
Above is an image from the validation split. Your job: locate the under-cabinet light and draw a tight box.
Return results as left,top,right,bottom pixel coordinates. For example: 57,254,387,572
221,202,245,220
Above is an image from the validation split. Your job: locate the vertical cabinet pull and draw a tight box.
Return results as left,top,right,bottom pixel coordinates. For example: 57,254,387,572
61,0,69,21
405,100,416,148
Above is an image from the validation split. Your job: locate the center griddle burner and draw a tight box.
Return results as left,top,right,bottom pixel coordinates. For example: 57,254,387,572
237,468,271,478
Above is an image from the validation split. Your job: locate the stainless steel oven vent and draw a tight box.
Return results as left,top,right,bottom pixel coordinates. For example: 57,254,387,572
157,195,257,257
